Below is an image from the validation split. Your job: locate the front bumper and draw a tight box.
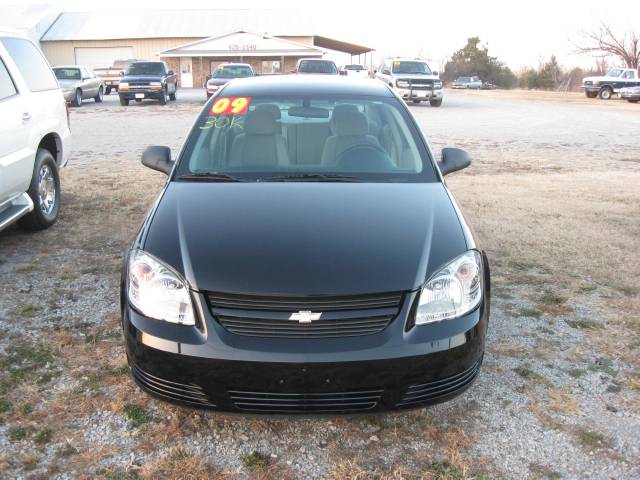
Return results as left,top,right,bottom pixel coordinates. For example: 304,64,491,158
621,92,640,100
122,286,488,414
397,87,444,101
119,89,164,100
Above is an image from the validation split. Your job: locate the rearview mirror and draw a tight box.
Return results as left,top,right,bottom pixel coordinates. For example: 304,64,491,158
142,146,173,175
439,148,471,176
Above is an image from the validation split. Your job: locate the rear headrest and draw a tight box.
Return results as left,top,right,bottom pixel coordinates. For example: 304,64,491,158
244,109,277,135
331,110,369,136
255,103,281,120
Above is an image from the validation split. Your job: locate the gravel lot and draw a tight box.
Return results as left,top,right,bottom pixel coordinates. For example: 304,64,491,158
0,88,638,479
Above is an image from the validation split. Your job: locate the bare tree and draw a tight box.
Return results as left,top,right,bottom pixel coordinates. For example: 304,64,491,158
577,22,639,69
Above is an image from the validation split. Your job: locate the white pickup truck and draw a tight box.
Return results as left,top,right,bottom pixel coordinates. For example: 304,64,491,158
582,68,640,99
0,32,71,232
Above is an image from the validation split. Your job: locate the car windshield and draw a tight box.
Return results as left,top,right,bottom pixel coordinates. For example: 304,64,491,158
456,77,471,83
298,61,338,74
53,68,81,80
177,94,435,183
606,69,623,77
213,65,254,78
345,65,365,70
125,62,165,75
392,61,431,75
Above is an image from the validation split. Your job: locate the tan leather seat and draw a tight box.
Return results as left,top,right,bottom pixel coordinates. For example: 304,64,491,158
320,110,381,166
229,110,289,167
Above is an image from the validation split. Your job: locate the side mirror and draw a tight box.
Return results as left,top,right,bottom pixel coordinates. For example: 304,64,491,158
433,71,439,76
142,146,173,175
119,71,124,76
439,148,471,176
382,69,390,75
373,69,377,75
167,70,174,76
339,70,347,76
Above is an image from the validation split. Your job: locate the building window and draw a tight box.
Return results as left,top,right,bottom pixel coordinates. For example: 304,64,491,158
261,60,281,75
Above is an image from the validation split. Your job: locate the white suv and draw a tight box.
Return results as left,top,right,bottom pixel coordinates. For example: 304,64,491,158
375,58,444,107
0,32,70,232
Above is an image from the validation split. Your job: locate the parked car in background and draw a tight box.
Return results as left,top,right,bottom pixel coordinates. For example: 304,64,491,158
0,32,70,232
118,61,177,106
375,57,443,106
53,66,104,107
343,64,369,78
481,82,497,90
452,76,482,89
122,75,489,414
206,63,255,99
620,86,640,103
295,58,339,75
582,68,640,99
94,59,142,94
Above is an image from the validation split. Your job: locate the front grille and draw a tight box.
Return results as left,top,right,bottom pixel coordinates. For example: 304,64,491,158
228,388,384,413
207,291,403,338
132,365,216,407
396,361,480,407
130,82,150,87
399,79,434,90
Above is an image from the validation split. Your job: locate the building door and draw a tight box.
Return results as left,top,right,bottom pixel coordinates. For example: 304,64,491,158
180,57,193,88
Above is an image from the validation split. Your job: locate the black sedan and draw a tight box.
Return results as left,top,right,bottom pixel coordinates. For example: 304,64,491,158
121,76,490,414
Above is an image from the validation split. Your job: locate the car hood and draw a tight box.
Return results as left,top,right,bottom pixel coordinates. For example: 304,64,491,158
583,75,618,82
121,74,163,82
394,74,440,81
207,78,233,86
142,182,467,296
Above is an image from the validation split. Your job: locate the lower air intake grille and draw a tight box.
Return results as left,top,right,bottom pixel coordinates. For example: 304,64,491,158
207,291,403,339
132,365,215,407
396,361,480,407
228,388,384,413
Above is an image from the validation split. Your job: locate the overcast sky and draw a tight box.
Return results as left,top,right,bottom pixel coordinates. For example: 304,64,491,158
3,0,640,70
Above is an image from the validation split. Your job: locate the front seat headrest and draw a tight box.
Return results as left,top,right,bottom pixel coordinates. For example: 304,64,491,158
255,103,281,120
244,109,278,135
331,110,369,136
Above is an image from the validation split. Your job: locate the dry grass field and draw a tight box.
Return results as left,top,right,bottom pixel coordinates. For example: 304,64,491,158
0,89,638,479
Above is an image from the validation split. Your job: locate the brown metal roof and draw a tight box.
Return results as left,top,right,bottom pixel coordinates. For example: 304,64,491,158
313,35,374,55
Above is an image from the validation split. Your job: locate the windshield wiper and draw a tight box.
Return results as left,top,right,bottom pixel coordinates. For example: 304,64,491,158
262,174,362,182
176,173,244,182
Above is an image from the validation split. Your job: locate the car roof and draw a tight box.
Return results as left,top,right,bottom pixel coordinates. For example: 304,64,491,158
385,57,428,62
218,63,252,67
298,58,335,62
221,74,393,97
53,65,82,69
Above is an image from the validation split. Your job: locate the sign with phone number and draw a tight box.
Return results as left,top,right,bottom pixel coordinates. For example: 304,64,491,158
209,97,251,115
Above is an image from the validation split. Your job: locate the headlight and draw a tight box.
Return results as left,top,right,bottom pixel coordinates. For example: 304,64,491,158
119,82,129,89
433,81,443,88
150,82,162,86
594,80,600,86
415,250,482,325
396,80,410,88
128,250,195,325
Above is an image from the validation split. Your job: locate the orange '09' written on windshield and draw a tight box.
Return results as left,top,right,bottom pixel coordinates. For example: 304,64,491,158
209,97,251,115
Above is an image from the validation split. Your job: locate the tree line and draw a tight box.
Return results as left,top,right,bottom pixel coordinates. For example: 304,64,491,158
441,24,639,90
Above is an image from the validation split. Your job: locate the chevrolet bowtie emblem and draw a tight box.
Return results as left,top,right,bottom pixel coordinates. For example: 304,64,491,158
289,310,322,324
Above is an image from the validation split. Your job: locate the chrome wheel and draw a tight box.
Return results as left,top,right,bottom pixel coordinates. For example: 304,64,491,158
38,165,56,216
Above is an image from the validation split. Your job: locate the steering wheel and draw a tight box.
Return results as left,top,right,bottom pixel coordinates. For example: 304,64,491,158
337,143,394,171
